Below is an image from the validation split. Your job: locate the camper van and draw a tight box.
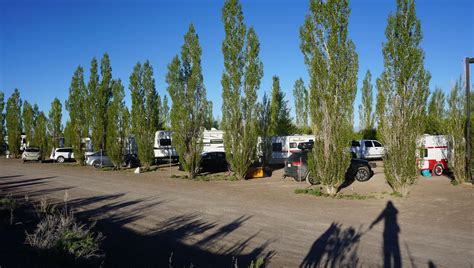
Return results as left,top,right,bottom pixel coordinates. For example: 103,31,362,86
154,130,178,161
260,135,315,165
202,129,225,153
416,135,451,176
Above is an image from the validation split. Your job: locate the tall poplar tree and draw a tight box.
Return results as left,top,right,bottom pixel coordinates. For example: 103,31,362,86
107,79,127,169
22,101,34,143
167,24,208,179
161,95,170,129
446,78,466,183
130,61,159,169
293,78,308,129
48,98,63,149
221,0,263,179
6,89,22,157
0,91,4,154
300,0,359,195
204,101,215,130
63,120,73,147
269,76,293,136
88,57,99,145
358,70,374,133
425,87,446,134
377,0,430,196
95,53,112,151
257,92,272,167
66,66,88,165
33,111,48,159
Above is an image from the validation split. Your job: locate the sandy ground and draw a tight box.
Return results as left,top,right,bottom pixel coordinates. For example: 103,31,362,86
0,157,472,267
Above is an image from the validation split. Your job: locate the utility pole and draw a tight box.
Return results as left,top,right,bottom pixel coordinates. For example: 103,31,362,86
465,57,473,182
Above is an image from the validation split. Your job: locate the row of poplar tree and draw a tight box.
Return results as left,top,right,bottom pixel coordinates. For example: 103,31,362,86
0,0,471,195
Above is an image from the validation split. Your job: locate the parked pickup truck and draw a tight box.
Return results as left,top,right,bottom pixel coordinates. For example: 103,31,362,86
350,140,385,160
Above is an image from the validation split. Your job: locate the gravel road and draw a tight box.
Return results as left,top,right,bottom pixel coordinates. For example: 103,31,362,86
1,158,472,267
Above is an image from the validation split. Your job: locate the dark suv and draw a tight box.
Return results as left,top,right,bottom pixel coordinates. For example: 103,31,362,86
284,143,374,185
178,151,228,173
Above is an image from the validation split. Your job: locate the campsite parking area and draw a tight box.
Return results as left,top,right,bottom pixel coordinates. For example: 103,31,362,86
1,157,473,267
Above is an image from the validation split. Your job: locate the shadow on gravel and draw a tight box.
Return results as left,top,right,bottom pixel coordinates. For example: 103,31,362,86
0,174,24,179
300,222,363,267
67,193,274,267
301,201,403,268
370,201,401,268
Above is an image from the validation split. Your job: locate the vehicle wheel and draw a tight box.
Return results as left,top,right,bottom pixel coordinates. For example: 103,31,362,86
305,172,318,185
433,163,444,176
125,160,132,169
57,156,65,163
355,166,371,182
93,161,101,169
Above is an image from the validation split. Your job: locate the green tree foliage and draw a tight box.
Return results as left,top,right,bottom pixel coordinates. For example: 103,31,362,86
48,98,62,149
269,76,294,136
63,120,73,147
6,89,22,157
66,66,88,165
106,79,127,169
0,91,5,154
446,79,466,183
257,92,271,167
300,0,359,195
358,70,374,132
204,100,215,130
377,0,431,196
424,87,446,134
293,78,308,129
94,54,113,151
87,57,99,145
22,101,34,143
130,61,160,169
161,95,170,129
33,111,48,159
167,24,208,179
221,0,263,179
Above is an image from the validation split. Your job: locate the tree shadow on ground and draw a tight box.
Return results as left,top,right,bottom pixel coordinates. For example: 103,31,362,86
300,222,363,267
1,188,274,267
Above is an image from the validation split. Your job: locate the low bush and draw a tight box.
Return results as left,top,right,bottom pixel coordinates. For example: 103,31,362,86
25,210,104,260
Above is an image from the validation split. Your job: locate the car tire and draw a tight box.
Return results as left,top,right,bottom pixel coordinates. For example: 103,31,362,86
433,163,443,176
93,161,101,169
57,156,65,163
305,172,318,185
354,166,371,182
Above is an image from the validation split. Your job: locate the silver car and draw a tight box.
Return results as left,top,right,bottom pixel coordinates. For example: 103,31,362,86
22,147,42,163
86,152,114,168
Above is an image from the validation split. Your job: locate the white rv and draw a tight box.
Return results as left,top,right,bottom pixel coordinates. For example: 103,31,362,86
416,135,451,176
202,128,225,153
154,130,178,161
260,135,315,165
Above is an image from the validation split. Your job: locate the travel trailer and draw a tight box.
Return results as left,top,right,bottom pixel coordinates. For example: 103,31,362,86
259,135,316,165
154,130,178,161
416,134,451,176
202,128,225,153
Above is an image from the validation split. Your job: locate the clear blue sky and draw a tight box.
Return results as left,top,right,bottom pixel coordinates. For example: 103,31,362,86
1,0,473,128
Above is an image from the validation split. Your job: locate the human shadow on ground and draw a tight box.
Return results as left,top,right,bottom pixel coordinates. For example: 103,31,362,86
370,201,401,268
300,222,363,267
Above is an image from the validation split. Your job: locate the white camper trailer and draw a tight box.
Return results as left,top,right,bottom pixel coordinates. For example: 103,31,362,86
154,130,178,161
416,134,451,176
262,135,315,165
202,129,225,153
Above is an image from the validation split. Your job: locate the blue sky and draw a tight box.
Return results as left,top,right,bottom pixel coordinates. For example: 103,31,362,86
1,0,473,128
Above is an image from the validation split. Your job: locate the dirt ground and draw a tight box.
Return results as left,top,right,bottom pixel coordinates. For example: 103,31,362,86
0,157,472,267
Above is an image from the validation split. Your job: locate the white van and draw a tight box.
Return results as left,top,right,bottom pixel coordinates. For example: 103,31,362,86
50,147,75,163
351,140,385,159
154,130,178,161
202,129,225,153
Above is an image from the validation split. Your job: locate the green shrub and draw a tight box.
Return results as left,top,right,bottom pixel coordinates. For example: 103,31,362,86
25,211,104,260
